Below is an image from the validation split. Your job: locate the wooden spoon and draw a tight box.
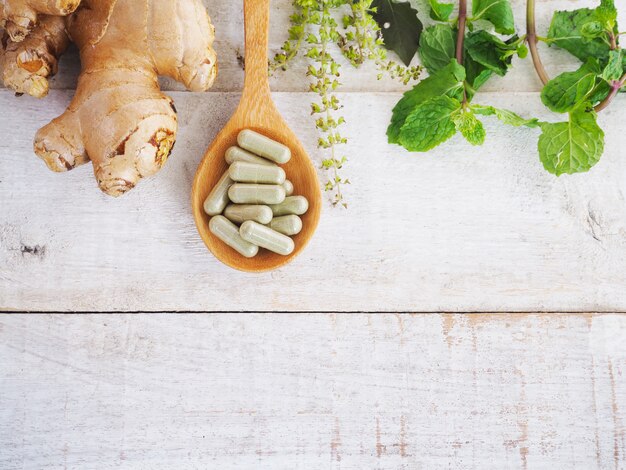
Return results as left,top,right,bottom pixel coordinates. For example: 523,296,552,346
191,0,321,272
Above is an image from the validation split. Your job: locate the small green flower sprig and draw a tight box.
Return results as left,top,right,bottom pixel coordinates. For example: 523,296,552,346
309,0,349,206
272,0,422,207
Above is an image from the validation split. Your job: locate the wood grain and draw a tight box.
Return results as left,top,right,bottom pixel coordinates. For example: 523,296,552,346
0,313,624,469
2,89,626,311
2,3,625,469
192,0,321,272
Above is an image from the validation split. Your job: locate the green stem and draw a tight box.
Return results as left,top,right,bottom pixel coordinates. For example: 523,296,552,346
318,4,343,204
456,0,466,65
526,0,550,85
594,73,626,113
353,3,366,64
457,0,468,104
608,31,618,50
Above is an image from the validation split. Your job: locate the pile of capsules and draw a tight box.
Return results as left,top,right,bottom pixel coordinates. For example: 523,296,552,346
203,129,309,258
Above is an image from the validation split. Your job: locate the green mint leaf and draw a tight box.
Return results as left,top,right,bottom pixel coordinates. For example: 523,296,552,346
453,110,486,145
464,30,519,77
541,58,600,113
548,8,611,63
517,43,529,59
596,0,617,29
371,0,423,66
429,0,454,22
471,0,515,35
588,80,612,104
397,96,462,151
538,109,604,175
601,50,623,82
472,105,540,128
387,60,466,143
580,21,604,39
464,56,493,94
419,24,456,74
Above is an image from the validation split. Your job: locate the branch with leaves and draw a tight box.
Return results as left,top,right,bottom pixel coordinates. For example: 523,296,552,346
527,0,625,175
386,0,536,153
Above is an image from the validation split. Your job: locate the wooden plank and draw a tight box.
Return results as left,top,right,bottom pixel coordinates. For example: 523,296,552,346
2,90,626,312
0,313,624,468
0,0,622,93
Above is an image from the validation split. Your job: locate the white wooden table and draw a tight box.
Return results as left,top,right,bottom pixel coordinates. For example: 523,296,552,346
1,1,625,468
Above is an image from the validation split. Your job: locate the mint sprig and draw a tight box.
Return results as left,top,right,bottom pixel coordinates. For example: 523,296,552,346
387,0,532,151
389,0,624,177
529,0,625,175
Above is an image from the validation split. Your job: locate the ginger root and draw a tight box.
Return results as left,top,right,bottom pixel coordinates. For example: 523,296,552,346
2,0,218,197
2,15,70,97
1,0,79,41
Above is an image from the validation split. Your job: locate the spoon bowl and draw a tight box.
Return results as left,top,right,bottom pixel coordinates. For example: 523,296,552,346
192,0,321,272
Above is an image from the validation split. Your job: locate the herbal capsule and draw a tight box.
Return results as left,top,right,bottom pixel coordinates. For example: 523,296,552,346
209,215,259,258
237,129,291,164
269,195,309,216
224,204,273,225
240,221,295,256
269,215,302,236
203,171,233,216
228,184,286,205
283,179,294,196
229,161,286,184
225,146,275,166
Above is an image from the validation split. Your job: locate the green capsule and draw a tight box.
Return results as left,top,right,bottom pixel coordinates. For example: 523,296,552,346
228,183,286,205
203,171,233,216
225,146,275,166
224,204,273,225
269,215,302,236
240,221,295,256
229,161,286,184
283,179,294,196
268,195,309,216
237,129,291,164
209,215,259,258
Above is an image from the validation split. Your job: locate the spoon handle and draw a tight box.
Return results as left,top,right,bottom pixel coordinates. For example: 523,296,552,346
243,0,271,98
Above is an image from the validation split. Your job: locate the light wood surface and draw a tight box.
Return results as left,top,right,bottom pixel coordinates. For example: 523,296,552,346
2,0,626,311
2,91,626,312
1,313,625,469
1,2,626,467
192,0,321,272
